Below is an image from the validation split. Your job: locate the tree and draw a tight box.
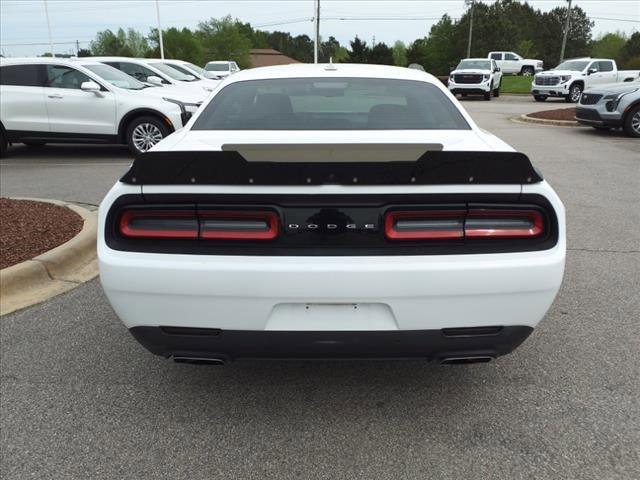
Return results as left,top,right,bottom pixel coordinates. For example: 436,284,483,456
369,42,394,65
197,16,252,68
423,14,459,75
619,32,640,69
536,5,593,67
406,38,428,69
77,48,92,57
591,32,627,62
147,27,203,64
90,28,149,57
392,41,407,66
348,37,370,63
320,36,348,63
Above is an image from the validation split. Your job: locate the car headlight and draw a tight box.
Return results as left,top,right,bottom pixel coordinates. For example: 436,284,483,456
603,87,639,112
483,74,490,81
560,75,571,83
449,74,455,81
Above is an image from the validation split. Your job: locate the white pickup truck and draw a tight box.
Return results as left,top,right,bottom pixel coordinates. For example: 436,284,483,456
488,51,543,76
531,57,640,103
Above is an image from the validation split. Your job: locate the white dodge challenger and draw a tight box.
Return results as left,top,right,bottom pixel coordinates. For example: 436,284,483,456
98,64,566,365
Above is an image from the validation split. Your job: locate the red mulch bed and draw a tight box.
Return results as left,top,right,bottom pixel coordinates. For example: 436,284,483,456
0,198,83,270
527,107,576,121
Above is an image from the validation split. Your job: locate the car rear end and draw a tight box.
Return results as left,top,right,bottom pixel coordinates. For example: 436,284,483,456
98,66,565,364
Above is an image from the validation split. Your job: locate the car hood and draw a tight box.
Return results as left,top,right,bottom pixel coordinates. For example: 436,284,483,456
451,69,490,75
139,83,211,103
154,129,512,153
584,81,640,95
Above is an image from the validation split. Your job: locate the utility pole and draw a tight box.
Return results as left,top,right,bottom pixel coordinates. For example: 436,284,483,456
466,0,475,58
155,0,165,59
559,0,573,63
76,40,80,56
43,0,54,57
313,0,320,63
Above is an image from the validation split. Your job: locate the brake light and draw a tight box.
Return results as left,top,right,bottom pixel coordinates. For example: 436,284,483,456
385,210,465,240
118,209,279,241
199,210,279,240
385,208,544,240
465,209,543,238
119,210,198,239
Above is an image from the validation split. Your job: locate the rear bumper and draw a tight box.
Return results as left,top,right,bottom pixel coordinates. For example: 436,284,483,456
130,325,534,361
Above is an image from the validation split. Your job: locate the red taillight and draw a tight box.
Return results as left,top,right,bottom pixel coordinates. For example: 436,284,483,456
199,210,279,240
119,210,198,239
465,209,544,238
118,209,279,241
385,210,466,240
385,208,544,240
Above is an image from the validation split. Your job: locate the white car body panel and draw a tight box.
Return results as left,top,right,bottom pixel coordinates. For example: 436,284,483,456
98,63,566,361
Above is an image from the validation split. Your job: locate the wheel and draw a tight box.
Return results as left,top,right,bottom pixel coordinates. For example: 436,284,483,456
0,131,7,158
23,141,46,147
493,83,500,97
126,116,170,155
623,104,640,138
534,95,548,102
484,85,492,101
566,83,582,103
521,66,535,76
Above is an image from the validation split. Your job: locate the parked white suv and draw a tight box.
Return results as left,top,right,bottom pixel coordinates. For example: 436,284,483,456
488,51,543,76
142,59,220,89
532,57,640,103
204,61,240,78
90,57,214,100
158,59,221,81
448,58,502,100
0,58,202,156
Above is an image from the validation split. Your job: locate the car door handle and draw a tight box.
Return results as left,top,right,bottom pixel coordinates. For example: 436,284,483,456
48,94,63,99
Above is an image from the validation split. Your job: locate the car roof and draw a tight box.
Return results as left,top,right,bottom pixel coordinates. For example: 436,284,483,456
460,58,491,62
225,63,440,84
0,57,104,67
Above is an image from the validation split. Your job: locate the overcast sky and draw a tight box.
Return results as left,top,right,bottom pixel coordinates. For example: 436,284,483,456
1,0,638,57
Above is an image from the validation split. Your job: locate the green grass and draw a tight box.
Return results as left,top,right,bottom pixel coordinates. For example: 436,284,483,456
500,75,533,94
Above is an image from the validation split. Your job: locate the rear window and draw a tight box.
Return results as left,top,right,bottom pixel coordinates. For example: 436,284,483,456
0,64,44,87
193,77,470,130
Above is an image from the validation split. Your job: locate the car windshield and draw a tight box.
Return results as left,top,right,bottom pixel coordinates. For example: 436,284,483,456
457,60,491,70
83,64,148,90
149,62,197,81
206,63,229,72
184,62,207,75
193,77,470,131
164,62,200,78
554,60,590,71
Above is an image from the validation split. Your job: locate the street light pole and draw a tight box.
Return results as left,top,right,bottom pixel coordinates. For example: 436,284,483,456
466,0,475,58
314,0,320,63
43,0,54,57
559,0,573,63
155,0,165,59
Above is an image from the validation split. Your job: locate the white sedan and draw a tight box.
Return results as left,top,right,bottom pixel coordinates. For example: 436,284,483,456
98,63,565,365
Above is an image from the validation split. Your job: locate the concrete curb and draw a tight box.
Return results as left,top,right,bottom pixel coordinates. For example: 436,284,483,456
0,198,98,316
515,114,582,127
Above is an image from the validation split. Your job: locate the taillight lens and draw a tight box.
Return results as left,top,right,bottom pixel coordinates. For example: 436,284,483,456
465,209,543,238
118,209,279,241
385,210,465,240
119,210,198,239
199,210,278,240
385,208,544,240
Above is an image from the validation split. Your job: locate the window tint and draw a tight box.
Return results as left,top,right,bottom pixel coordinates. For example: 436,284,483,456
193,78,470,131
598,61,614,72
0,64,44,86
119,62,168,83
490,53,502,60
45,65,92,89
504,53,518,61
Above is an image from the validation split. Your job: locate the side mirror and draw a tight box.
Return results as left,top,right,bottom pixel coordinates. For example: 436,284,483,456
495,67,501,72
147,75,164,86
80,81,101,93
587,68,598,75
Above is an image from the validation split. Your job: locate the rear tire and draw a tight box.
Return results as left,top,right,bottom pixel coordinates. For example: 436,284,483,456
126,116,170,155
623,104,640,138
534,95,548,102
521,66,535,76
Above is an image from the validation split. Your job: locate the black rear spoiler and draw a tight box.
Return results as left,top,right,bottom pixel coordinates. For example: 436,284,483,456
120,150,543,186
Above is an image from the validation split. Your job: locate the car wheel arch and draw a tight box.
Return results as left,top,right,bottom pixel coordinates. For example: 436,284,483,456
118,109,175,144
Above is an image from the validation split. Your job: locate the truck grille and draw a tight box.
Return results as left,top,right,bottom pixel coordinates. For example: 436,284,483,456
453,74,483,84
535,76,560,86
579,93,602,105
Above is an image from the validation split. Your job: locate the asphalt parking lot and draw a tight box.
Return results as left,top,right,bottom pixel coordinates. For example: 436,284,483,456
1,96,639,480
